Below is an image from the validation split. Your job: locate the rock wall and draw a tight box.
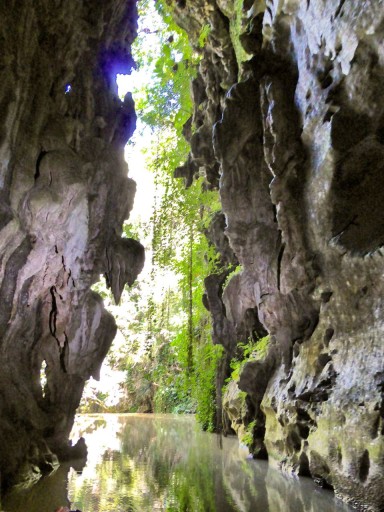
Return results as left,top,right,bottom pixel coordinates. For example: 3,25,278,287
0,0,143,488
170,0,384,510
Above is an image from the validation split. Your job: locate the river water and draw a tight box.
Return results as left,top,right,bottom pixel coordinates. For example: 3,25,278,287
2,414,352,512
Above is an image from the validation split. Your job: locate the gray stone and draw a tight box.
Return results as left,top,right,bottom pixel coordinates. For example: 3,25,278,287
0,0,143,489
170,0,384,509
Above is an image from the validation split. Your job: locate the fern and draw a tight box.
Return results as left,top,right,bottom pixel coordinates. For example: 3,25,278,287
222,264,242,290
241,420,256,448
198,24,211,48
228,335,270,383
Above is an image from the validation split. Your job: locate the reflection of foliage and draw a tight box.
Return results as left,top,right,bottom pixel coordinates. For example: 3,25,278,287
166,458,216,512
5,415,341,512
68,416,220,512
84,418,107,434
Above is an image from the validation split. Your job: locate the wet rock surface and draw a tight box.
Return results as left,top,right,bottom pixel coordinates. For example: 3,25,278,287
0,0,143,489
170,0,384,510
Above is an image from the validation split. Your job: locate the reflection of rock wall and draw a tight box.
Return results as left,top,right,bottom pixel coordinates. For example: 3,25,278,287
222,438,346,512
169,0,384,509
5,414,347,511
0,0,143,488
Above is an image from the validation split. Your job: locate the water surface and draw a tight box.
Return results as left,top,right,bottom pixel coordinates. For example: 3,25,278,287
3,414,352,512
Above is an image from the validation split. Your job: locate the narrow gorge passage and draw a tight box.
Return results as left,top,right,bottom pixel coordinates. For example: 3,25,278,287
0,1,383,511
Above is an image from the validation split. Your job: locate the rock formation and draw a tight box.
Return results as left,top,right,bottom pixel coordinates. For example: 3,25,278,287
0,0,143,489
1,0,384,509
170,0,384,510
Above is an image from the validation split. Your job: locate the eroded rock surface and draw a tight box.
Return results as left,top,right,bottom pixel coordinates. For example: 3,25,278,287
170,0,384,509
0,0,143,488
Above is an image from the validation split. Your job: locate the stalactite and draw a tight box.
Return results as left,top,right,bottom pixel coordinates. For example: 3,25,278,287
0,0,143,489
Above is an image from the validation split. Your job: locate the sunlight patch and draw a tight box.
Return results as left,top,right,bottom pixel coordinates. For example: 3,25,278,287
40,360,47,398
116,73,133,100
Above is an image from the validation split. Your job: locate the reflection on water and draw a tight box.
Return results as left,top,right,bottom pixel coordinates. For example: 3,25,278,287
3,414,352,512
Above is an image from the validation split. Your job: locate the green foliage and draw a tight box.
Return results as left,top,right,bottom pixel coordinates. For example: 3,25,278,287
90,276,113,301
127,1,224,429
193,344,224,432
198,23,211,48
230,0,252,69
222,264,242,291
134,0,197,135
122,221,144,240
228,335,270,382
252,334,270,358
84,0,225,429
241,420,256,448
67,416,221,512
152,340,195,414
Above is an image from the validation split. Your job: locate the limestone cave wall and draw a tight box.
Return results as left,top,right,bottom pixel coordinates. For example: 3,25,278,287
0,0,143,488
170,0,384,510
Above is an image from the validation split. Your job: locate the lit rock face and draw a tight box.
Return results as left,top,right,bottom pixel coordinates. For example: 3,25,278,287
0,0,143,487
171,0,384,509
